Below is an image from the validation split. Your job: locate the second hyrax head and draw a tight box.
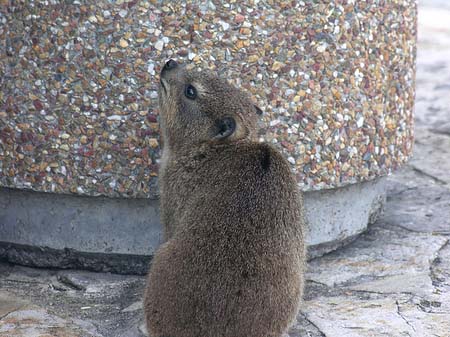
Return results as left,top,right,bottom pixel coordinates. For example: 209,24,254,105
158,59,262,152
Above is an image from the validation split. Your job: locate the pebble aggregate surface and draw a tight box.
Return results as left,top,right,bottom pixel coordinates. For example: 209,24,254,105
0,0,416,198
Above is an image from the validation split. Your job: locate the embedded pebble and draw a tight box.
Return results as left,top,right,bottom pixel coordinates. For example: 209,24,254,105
154,40,164,52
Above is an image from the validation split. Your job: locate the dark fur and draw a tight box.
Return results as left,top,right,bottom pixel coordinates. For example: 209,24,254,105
144,63,306,337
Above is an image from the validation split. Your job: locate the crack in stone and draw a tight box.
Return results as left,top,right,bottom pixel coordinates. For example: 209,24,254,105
2,279,47,286
395,300,416,335
57,275,86,291
308,276,429,299
383,222,428,234
430,127,450,138
411,166,448,185
0,310,14,322
416,305,449,315
345,287,419,298
0,304,25,322
298,313,327,337
378,215,450,235
429,239,450,288
306,279,330,288
386,185,418,198
384,222,450,235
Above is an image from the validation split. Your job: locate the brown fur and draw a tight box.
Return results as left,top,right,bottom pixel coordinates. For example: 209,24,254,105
144,61,306,337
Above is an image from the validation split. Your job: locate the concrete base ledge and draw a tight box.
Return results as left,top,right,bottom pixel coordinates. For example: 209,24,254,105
0,241,151,275
305,178,386,259
0,179,385,274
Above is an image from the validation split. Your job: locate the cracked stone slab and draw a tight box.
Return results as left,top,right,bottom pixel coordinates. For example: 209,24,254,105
415,8,450,130
432,241,450,287
384,167,437,196
0,292,27,320
348,273,434,297
382,179,450,234
414,60,450,130
0,291,101,337
304,292,450,337
55,270,143,295
410,128,450,186
428,241,450,314
0,264,147,337
414,7,450,194
306,226,448,296
304,294,416,337
398,296,450,337
288,312,325,337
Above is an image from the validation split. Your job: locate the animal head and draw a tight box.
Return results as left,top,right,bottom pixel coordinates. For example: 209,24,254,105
158,60,262,152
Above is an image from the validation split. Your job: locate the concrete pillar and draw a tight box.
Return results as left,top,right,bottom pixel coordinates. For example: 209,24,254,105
0,1,416,273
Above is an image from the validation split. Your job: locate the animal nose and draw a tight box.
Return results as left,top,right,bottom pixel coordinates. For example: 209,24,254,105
162,59,178,72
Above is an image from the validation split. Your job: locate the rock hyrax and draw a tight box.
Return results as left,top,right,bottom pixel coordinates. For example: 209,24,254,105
144,60,306,337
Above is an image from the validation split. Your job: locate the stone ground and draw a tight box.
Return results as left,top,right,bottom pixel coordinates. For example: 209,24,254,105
1,3,450,337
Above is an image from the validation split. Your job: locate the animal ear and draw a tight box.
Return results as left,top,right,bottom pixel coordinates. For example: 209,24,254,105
254,105,263,115
214,117,236,140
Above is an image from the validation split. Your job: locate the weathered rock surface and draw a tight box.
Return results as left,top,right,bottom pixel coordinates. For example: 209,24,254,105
0,291,101,337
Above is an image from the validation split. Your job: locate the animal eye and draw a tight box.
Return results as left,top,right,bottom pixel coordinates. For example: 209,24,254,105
214,117,236,139
185,84,197,99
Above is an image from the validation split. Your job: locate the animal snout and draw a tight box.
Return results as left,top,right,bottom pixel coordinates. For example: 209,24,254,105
162,59,178,74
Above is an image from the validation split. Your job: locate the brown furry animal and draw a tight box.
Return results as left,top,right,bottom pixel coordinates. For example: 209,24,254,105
144,60,306,337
